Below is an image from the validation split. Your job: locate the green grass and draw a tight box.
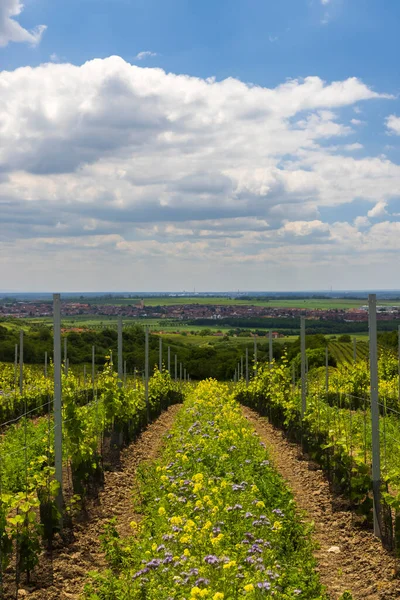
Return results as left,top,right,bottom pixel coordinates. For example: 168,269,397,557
78,296,380,310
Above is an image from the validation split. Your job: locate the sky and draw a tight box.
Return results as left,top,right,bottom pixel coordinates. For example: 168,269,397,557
0,0,400,292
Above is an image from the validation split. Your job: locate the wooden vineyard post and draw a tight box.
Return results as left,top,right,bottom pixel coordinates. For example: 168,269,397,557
53,293,63,515
369,293,381,539
175,354,178,381
19,330,23,396
301,317,306,417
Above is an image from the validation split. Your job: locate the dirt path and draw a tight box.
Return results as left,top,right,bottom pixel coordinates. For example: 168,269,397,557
242,406,400,600
18,404,181,600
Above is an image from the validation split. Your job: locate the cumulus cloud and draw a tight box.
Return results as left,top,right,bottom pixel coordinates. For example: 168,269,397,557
0,0,46,47
386,115,400,135
343,143,363,151
135,50,158,60
354,216,370,228
0,56,399,290
367,200,388,218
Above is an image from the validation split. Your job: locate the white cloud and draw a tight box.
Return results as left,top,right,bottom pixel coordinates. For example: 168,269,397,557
279,220,330,237
354,216,370,228
135,50,158,60
350,118,364,125
0,57,399,290
268,35,278,43
386,115,400,135
367,200,388,218
343,143,363,151
0,0,46,47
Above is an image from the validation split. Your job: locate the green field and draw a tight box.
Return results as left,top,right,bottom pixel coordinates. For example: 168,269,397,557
83,296,375,310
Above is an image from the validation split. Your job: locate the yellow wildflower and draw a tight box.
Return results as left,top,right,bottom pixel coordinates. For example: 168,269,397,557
244,583,254,592
158,507,166,516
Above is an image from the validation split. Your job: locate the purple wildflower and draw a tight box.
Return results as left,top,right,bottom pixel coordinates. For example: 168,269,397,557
204,554,219,565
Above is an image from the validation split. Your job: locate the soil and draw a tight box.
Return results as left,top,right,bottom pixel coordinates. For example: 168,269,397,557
11,404,181,600
242,406,400,600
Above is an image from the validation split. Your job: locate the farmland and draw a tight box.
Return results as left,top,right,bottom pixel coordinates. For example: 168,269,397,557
1,301,400,598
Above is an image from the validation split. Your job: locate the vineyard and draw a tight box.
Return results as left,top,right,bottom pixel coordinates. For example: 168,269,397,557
0,308,400,599
327,341,369,364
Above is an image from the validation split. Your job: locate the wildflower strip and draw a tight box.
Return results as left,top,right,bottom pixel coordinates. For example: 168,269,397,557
86,380,325,599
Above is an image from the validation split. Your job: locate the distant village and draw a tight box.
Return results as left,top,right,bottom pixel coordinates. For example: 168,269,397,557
1,298,399,323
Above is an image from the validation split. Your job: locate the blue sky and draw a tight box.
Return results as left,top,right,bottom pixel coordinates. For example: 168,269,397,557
0,0,400,291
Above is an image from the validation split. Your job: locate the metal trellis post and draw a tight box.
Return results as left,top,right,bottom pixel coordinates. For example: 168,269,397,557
64,337,67,376
168,346,171,374
301,316,306,417
53,293,63,514
92,345,95,385
118,316,123,385
269,330,273,366
145,327,150,423
19,330,23,396
254,336,257,377
325,346,329,395
245,347,249,386
14,344,18,392
369,293,381,539
398,325,400,405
